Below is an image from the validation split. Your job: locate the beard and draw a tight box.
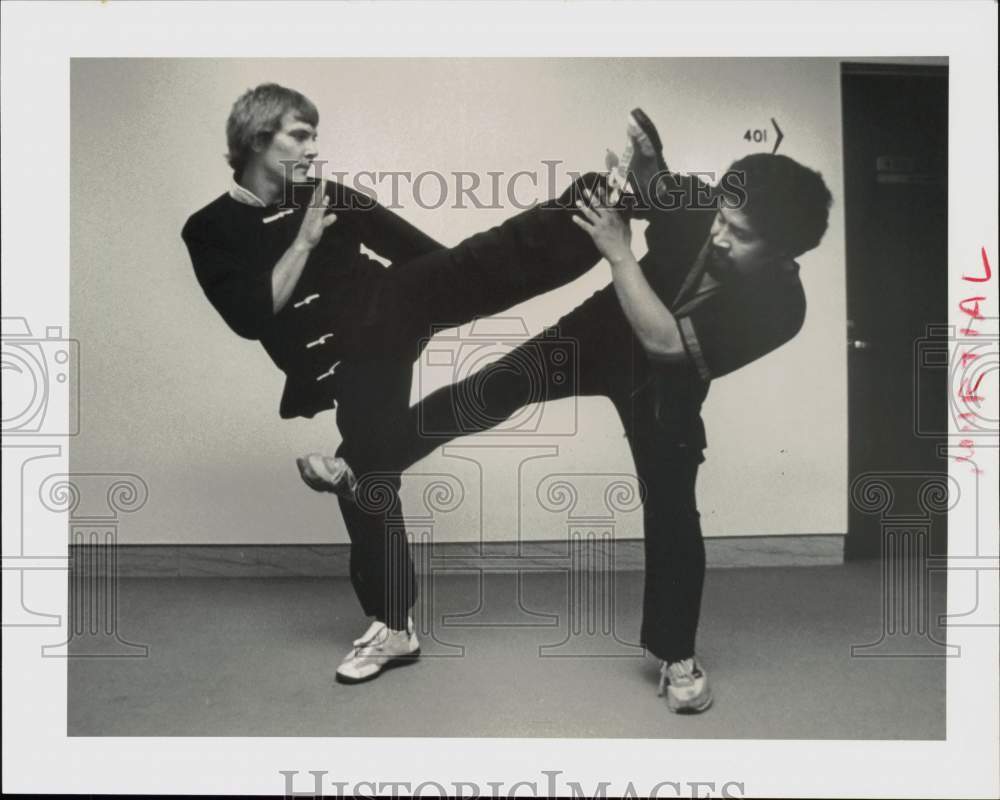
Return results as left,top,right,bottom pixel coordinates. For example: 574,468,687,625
705,247,733,280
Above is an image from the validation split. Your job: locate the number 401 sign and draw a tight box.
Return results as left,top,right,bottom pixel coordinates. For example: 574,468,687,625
743,118,784,153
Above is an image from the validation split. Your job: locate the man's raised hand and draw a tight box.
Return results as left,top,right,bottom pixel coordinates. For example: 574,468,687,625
572,186,635,267
295,178,338,251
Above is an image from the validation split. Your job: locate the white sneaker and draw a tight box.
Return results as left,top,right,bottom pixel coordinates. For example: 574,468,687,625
658,656,713,714
336,622,420,684
348,617,415,648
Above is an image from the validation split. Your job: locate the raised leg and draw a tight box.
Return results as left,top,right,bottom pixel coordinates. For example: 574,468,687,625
362,285,631,477
354,173,610,359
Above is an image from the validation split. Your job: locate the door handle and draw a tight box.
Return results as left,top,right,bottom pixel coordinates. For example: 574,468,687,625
849,339,872,351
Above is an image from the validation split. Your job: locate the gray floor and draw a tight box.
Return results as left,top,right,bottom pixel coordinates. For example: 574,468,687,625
67,561,947,738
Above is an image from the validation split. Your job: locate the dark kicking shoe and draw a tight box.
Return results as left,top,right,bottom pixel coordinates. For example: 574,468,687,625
625,108,670,214
628,107,663,158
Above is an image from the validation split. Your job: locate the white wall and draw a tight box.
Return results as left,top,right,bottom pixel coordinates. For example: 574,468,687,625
70,58,848,544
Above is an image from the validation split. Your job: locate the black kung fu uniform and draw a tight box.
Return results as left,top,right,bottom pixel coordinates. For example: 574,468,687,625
182,176,604,630
368,173,807,661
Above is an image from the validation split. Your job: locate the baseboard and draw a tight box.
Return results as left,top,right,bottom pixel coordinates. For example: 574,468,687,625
69,535,844,578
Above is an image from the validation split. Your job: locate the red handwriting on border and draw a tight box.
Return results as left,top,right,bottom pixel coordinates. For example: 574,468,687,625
962,247,993,282
953,248,994,473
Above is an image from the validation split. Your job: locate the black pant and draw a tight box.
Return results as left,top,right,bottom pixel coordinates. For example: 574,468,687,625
373,286,706,661
333,357,416,630
333,174,605,630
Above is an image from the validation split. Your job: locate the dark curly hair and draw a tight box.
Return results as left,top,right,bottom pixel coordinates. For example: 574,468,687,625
723,153,833,258
225,83,319,177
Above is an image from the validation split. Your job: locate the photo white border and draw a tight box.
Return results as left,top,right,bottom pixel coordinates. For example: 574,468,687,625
2,1,997,797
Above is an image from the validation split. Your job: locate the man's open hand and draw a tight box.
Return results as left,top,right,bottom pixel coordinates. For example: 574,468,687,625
294,178,338,251
572,187,635,266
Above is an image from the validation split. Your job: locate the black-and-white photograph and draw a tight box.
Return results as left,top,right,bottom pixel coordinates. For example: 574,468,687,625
2,2,997,799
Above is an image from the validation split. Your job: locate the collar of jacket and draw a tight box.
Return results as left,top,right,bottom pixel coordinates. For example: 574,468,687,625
229,177,268,207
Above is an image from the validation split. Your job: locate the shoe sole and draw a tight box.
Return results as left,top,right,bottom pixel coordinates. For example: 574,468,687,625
334,648,421,685
629,107,663,155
